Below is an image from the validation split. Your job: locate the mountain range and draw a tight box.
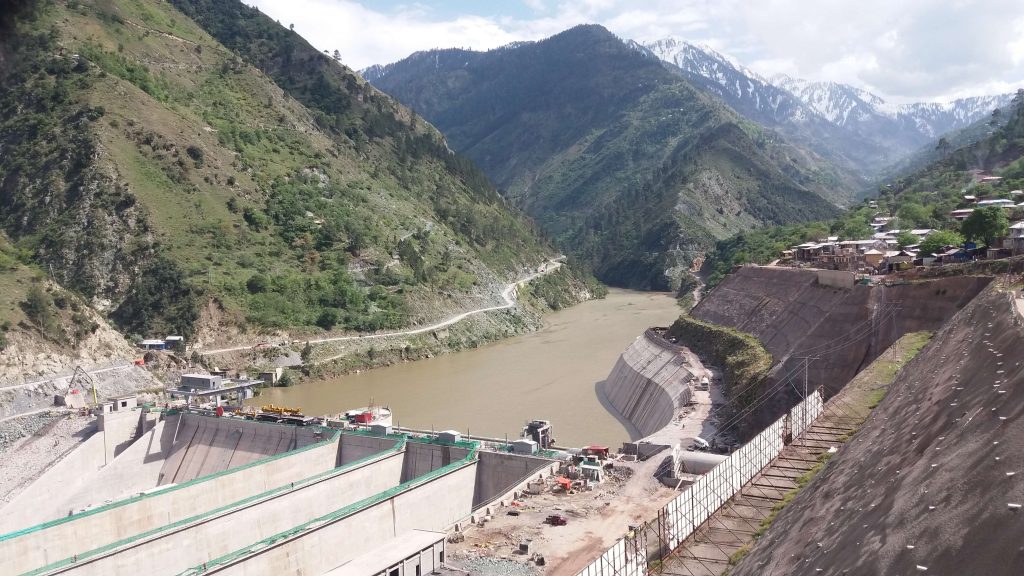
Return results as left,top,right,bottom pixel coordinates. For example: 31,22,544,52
640,38,1013,179
364,25,846,290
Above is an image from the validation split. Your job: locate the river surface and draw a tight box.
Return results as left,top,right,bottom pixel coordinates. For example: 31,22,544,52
258,290,681,447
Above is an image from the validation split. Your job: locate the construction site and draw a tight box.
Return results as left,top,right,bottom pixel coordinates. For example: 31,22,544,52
3,264,1024,575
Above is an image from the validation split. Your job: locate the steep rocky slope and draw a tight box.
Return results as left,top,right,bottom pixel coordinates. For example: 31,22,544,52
733,281,1024,575
0,0,562,345
364,26,844,290
692,266,990,435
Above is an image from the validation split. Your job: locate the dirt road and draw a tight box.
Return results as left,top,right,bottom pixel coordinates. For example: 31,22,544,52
199,259,563,358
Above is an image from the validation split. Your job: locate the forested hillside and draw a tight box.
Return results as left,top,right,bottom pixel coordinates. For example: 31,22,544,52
365,26,843,290
0,0,564,345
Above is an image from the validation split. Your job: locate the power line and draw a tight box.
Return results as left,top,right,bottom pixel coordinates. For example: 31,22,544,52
710,303,902,439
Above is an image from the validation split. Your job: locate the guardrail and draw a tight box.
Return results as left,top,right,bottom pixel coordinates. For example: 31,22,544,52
576,389,825,576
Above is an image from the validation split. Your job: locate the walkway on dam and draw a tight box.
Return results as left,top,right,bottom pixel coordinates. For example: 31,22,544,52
657,413,856,575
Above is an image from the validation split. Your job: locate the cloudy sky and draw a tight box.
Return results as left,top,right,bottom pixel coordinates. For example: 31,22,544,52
249,0,1024,103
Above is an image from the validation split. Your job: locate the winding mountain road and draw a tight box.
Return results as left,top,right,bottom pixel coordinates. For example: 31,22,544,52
199,258,564,357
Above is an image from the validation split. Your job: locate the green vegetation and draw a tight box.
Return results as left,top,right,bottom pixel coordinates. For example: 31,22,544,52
962,206,1009,246
664,315,772,406
368,26,842,290
0,0,578,342
519,266,607,311
21,284,60,339
919,230,965,256
705,92,1024,284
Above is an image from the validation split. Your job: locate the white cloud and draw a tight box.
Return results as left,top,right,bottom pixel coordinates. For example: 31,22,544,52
248,0,1024,102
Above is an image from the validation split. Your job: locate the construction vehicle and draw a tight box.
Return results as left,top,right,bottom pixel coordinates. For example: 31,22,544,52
260,404,302,416
56,366,98,409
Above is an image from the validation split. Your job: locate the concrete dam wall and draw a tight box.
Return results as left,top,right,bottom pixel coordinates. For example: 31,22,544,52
1,412,554,576
158,412,326,484
692,266,991,433
601,330,694,439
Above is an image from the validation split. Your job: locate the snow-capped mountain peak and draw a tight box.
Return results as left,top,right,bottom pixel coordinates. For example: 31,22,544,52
640,37,1014,175
645,37,766,85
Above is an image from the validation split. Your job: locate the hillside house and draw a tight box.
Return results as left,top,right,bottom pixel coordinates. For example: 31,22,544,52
935,247,972,264
138,339,166,351
1009,222,1024,255
884,250,916,273
863,249,884,268
950,209,975,220
977,198,1016,209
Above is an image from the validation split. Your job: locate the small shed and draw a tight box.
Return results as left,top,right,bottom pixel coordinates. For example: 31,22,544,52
863,249,884,268
110,394,137,412
580,460,604,483
437,430,462,444
512,439,538,455
138,339,165,351
369,424,394,437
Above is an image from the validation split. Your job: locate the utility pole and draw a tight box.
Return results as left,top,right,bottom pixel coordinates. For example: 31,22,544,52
803,356,809,430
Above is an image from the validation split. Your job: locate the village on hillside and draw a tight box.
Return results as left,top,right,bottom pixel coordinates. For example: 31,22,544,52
778,174,1024,275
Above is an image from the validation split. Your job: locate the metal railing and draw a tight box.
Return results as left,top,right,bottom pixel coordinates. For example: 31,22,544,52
575,389,825,576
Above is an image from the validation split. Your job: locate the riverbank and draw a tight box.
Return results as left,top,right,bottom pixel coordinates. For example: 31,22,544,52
255,290,683,447
202,263,600,382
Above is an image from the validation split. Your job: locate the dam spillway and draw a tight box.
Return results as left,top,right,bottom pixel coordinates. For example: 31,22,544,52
0,411,557,576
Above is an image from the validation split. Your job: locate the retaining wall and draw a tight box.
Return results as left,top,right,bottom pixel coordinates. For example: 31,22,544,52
339,432,398,465
601,332,694,439
692,266,990,433
472,451,556,509
0,419,342,575
158,413,325,484
58,449,407,575
0,426,105,534
401,442,472,482
38,418,176,528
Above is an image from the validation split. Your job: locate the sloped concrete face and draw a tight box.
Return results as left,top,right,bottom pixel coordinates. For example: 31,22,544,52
59,450,407,576
732,285,1024,576
210,461,480,576
158,413,325,484
693,266,990,434
400,442,472,482
0,417,343,575
601,331,694,439
472,451,554,508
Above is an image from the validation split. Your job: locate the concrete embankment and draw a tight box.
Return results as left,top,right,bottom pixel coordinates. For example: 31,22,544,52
599,330,695,439
692,266,990,433
732,282,1024,576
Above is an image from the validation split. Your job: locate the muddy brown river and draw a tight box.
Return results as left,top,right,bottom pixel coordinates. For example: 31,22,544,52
258,290,681,447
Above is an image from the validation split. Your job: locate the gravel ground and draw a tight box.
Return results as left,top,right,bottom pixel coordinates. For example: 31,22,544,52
447,556,542,576
0,411,96,505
